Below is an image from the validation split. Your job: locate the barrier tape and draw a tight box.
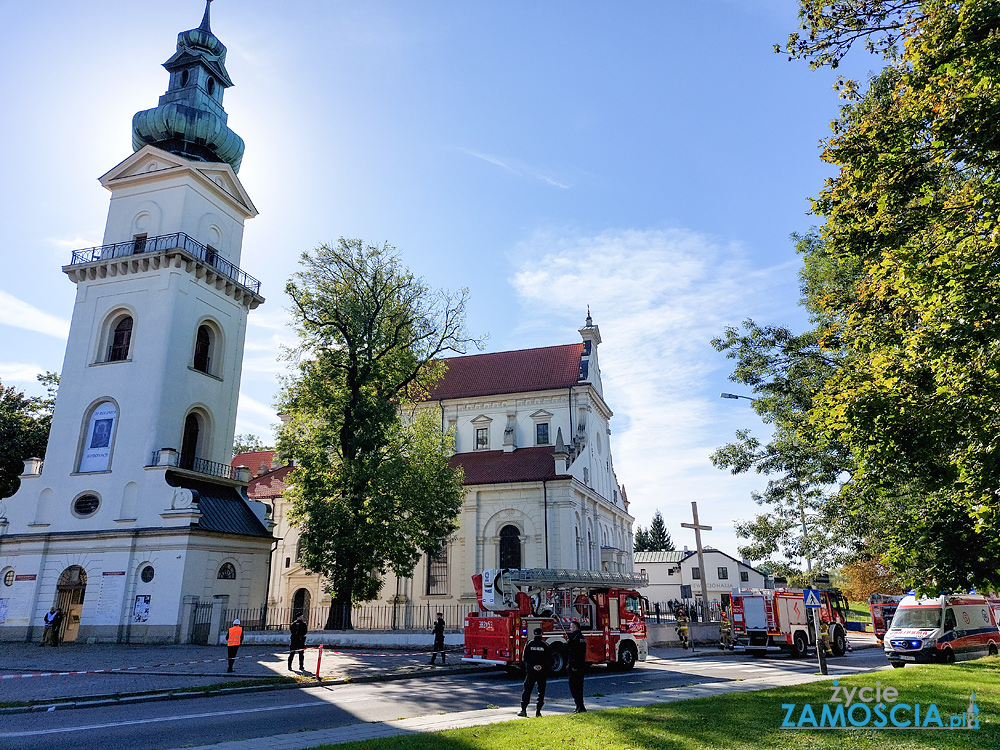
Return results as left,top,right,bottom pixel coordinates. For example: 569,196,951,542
0,645,464,680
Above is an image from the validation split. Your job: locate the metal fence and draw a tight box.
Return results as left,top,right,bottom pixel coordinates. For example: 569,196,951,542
647,601,725,623
222,602,473,633
68,231,262,294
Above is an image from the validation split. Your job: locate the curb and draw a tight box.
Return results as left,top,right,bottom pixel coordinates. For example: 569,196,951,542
0,663,499,715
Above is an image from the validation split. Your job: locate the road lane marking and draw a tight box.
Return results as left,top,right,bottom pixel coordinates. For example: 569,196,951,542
0,699,340,738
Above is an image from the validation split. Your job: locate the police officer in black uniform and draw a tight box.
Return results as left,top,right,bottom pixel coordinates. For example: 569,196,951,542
429,612,447,665
567,621,588,713
518,628,551,717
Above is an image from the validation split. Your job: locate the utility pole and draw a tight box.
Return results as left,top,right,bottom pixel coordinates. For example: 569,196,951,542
681,501,712,624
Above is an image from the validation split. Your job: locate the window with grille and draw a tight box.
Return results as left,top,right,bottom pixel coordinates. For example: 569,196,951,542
426,547,449,595
108,316,133,361
217,562,236,580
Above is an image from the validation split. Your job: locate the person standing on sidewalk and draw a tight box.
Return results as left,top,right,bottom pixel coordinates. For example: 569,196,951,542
567,621,588,713
288,615,308,671
518,628,550,717
39,607,63,647
429,612,446,665
226,619,243,673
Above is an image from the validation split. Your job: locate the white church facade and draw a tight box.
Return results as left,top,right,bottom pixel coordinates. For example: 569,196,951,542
0,3,273,643
252,315,637,621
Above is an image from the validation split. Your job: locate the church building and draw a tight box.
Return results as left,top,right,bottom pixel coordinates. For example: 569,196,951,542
0,3,273,644
254,314,636,621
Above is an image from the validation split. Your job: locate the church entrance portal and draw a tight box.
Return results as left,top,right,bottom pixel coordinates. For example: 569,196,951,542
292,588,311,623
56,566,87,643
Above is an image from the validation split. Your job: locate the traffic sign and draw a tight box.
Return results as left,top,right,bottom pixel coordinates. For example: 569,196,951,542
803,589,822,608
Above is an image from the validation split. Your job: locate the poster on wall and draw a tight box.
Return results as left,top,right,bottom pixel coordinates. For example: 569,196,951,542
78,402,117,473
133,595,150,623
0,598,8,624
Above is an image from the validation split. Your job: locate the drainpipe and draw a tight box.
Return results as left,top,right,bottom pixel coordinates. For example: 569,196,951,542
543,480,549,568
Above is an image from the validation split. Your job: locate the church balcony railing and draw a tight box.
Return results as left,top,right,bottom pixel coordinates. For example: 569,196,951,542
69,232,261,295
148,450,235,481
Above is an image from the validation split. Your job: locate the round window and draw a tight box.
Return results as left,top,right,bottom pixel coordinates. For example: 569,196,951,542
73,495,100,517
3,570,13,587
140,566,155,583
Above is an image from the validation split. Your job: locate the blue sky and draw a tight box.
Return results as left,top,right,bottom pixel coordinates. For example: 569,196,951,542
0,1,877,562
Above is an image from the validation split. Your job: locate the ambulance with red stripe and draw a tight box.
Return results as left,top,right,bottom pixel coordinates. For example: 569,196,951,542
884,594,1000,668
462,568,649,673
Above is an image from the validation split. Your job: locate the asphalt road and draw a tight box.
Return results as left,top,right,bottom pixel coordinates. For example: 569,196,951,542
0,649,889,750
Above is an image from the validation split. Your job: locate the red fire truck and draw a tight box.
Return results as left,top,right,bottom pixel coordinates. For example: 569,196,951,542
729,588,850,658
463,568,649,673
869,593,905,643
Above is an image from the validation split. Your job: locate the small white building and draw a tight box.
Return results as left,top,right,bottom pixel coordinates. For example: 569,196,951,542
635,548,766,612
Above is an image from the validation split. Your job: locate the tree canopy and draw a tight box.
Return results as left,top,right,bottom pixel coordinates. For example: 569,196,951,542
0,373,57,500
277,239,477,626
634,510,675,552
720,1,1000,592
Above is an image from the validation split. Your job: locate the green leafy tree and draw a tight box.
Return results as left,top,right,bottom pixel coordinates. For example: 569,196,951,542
232,433,272,457
277,239,477,628
726,0,1000,591
0,372,58,500
647,510,675,552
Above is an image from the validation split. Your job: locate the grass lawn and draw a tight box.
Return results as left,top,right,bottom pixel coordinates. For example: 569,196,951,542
320,657,996,750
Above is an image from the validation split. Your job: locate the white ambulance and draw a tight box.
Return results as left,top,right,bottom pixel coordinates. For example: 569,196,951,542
884,594,1000,668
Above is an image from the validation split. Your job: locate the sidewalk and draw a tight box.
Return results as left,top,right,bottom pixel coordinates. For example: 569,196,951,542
0,641,476,710
0,632,879,711
184,655,880,750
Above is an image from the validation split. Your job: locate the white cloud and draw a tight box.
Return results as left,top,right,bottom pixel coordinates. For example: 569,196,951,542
0,362,47,384
455,147,570,189
511,227,797,555
0,292,70,338
235,392,279,440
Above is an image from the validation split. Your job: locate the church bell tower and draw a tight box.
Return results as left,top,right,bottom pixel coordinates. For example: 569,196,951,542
0,1,273,645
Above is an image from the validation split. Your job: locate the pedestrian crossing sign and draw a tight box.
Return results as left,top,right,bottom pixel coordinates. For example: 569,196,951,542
803,589,822,608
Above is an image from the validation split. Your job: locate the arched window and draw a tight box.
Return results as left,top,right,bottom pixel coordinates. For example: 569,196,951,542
107,316,133,361
217,562,236,580
180,70,189,87
79,401,118,473
180,413,201,469
193,325,213,373
499,525,521,569
295,536,304,563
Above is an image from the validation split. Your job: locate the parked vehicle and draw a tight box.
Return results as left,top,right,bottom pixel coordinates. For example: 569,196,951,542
884,594,1000,668
869,593,906,643
729,588,850,658
463,568,649,673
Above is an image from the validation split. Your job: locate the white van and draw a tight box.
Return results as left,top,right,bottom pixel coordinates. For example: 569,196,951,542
884,594,1000,668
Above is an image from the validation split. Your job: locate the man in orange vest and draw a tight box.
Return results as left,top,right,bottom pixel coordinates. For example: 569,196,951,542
227,619,243,673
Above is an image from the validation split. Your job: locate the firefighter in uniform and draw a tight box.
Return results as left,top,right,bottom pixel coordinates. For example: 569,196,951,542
518,628,551,717
676,606,690,650
719,611,734,651
819,619,833,657
226,618,243,673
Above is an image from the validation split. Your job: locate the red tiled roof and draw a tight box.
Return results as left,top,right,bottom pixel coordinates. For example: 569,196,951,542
232,450,276,473
247,464,294,499
429,343,584,400
450,446,569,485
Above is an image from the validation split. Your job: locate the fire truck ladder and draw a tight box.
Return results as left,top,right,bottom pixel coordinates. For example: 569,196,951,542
502,568,649,589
